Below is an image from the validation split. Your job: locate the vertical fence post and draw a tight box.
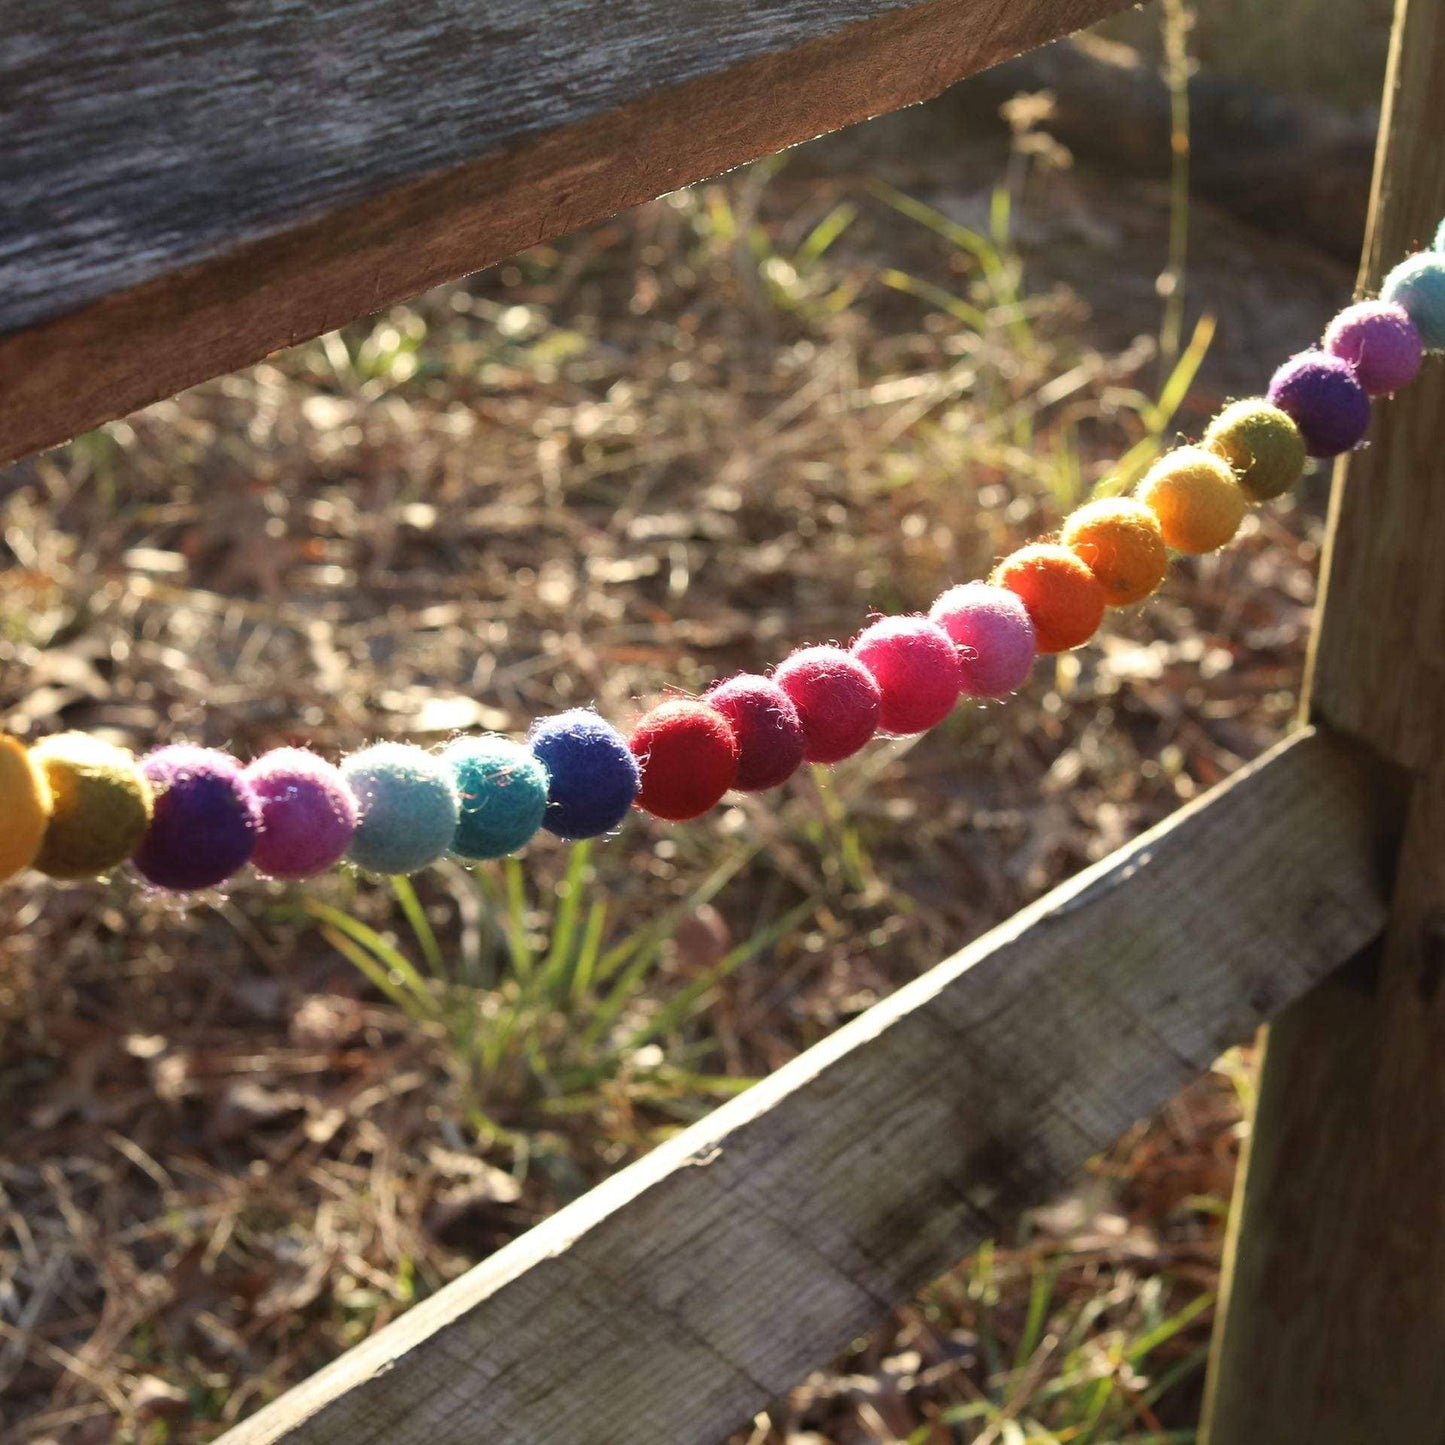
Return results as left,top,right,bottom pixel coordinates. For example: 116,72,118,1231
1200,0,1445,1437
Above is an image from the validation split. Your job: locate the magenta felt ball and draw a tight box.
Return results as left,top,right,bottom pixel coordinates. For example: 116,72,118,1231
1267,350,1372,458
1323,301,1423,396
704,675,807,792
851,617,962,735
246,749,358,880
133,746,262,891
772,646,881,764
928,583,1037,699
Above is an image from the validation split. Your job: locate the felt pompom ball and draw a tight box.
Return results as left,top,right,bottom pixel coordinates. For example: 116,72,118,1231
527,710,639,840
0,736,52,883
342,743,460,876
771,646,882,764
1060,498,1168,607
1136,448,1248,554
629,699,739,822
1381,251,1445,352
851,617,963,735
1267,351,1372,457
30,733,153,880
1323,301,1423,396
704,675,807,792
1435,219,1445,253
1202,399,1307,502
992,544,1107,654
927,583,1036,698
442,735,550,860
246,749,358,881
133,746,261,891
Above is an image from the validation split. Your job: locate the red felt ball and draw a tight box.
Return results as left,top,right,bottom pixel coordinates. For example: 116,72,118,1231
629,699,739,821
850,616,962,735
772,646,882,764
705,674,807,792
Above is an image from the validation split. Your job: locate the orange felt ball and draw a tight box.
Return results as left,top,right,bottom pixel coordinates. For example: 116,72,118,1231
1061,497,1168,607
1137,447,1247,555
992,543,1107,654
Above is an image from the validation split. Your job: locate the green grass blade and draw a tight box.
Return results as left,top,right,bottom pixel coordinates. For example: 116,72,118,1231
879,268,990,332
305,899,439,1020
539,840,591,1000
391,875,446,980
569,898,609,1005
317,925,428,1020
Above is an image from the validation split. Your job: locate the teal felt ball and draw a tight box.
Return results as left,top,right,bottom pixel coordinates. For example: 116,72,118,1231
442,735,549,860
341,743,460,876
1380,252,1445,352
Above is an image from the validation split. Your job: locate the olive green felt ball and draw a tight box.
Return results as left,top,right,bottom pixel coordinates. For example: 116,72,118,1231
31,733,154,880
1202,399,1308,503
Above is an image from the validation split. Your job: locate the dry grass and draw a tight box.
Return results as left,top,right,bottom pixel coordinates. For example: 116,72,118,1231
0,85,1354,1445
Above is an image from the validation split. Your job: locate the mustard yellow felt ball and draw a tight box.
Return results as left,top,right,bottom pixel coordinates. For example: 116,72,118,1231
0,737,52,883
30,733,154,880
1061,498,1168,607
1137,447,1248,555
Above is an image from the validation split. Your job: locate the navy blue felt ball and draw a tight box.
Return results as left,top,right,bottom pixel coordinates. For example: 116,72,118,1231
527,709,640,840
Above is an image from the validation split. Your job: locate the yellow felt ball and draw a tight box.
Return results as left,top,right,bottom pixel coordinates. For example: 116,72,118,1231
1061,497,1168,607
0,736,52,882
31,733,154,880
1137,447,1248,555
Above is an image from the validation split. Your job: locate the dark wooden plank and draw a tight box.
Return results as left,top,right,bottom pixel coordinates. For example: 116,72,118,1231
0,0,1134,465
213,728,1391,1445
1201,0,1445,1437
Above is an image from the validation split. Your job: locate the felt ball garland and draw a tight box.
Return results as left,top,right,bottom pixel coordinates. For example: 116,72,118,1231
5,223,1445,893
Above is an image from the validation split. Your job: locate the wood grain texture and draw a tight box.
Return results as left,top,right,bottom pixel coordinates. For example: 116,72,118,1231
0,0,1135,464
215,728,1390,1445
1202,2,1445,1437
1304,0,1445,772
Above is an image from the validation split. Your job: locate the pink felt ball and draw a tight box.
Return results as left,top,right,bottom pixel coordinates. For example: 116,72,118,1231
246,748,359,880
850,616,962,735
704,675,807,792
928,583,1038,698
1323,301,1424,396
772,646,882,764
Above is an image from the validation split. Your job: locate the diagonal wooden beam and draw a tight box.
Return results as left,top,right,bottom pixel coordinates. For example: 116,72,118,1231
216,727,1395,1445
0,0,1135,466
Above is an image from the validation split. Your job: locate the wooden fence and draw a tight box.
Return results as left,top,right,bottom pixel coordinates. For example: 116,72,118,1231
3,0,1441,1440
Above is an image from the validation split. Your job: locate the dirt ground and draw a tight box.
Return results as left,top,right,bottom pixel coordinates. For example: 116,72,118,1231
0,47,1363,1445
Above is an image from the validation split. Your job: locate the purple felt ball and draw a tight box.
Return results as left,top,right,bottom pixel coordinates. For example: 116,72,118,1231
133,745,262,891
1323,301,1423,396
246,748,358,880
1266,350,1372,458
928,583,1038,698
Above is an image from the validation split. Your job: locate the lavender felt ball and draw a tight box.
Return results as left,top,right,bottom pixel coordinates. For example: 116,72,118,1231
1267,351,1372,458
1323,301,1423,396
928,583,1037,698
133,745,262,891
246,748,358,880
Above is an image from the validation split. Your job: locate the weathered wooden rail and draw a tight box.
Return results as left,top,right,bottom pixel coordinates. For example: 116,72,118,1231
3,0,1441,1440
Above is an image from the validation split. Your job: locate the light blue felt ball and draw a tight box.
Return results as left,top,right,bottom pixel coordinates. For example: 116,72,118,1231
442,735,549,860
341,743,460,876
1381,252,1445,352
